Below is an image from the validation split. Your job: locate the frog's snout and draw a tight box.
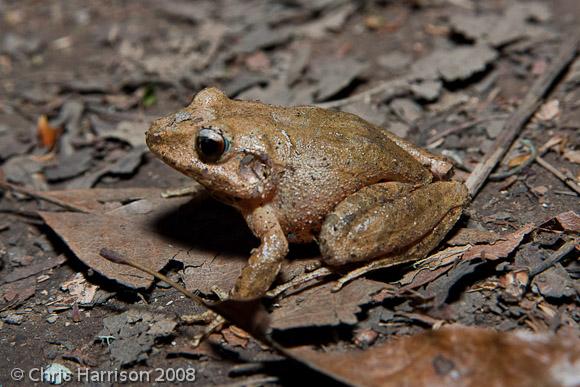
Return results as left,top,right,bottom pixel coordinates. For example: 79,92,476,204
146,116,175,150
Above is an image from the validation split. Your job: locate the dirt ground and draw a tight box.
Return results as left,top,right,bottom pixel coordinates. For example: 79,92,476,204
0,0,578,386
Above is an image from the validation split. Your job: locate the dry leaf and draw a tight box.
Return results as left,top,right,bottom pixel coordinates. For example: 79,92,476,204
37,114,61,149
396,224,534,293
446,228,503,246
286,325,580,387
563,149,580,164
555,211,580,233
39,187,171,213
462,224,534,260
221,326,249,348
536,99,560,121
270,279,385,330
507,153,531,168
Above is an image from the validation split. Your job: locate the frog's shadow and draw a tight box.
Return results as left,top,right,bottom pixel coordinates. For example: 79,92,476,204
150,196,320,260
150,197,256,256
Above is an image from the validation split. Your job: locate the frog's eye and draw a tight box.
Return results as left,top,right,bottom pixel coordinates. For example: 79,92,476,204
196,128,228,162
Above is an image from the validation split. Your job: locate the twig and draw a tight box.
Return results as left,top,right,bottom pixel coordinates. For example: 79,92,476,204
465,31,580,197
451,139,537,181
425,114,509,146
0,181,90,213
488,139,537,181
535,156,580,195
99,248,207,307
98,248,271,344
427,118,487,146
529,239,578,277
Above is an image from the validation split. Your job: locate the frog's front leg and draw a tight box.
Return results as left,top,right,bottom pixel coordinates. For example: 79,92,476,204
233,205,288,299
319,181,469,275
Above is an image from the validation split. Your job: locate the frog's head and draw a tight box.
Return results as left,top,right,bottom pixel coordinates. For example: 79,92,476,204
146,88,282,203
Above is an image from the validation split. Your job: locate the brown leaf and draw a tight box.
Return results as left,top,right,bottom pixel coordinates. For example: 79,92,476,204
270,279,385,330
507,153,531,168
555,211,580,233
535,99,560,121
286,325,580,387
0,276,36,311
563,149,580,164
40,193,218,288
39,187,169,213
37,114,61,149
446,228,503,246
222,326,249,348
397,225,533,293
462,224,534,261
0,254,66,285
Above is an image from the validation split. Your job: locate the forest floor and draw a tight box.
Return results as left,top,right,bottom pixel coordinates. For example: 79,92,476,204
0,0,578,385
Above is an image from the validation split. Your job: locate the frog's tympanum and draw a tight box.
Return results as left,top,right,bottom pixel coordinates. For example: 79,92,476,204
147,88,469,299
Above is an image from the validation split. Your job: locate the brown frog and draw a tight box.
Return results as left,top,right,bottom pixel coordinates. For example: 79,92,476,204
146,88,469,299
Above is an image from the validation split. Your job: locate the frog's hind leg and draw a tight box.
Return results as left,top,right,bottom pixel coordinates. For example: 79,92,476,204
319,181,468,291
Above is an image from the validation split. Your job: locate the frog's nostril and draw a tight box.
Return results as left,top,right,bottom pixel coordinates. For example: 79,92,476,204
146,126,165,145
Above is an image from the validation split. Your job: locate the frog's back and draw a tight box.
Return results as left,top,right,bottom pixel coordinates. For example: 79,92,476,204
279,106,431,184
268,105,432,242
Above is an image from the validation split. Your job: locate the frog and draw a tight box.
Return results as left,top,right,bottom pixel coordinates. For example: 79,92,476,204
146,87,469,300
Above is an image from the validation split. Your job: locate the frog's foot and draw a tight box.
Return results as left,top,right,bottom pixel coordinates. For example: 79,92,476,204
188,285,229,347
190,314,226,347
266,267,333,298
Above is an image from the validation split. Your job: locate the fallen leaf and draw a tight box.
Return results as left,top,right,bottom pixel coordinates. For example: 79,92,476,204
104,120,149,148
0,276,36,311
446,228,503,246
286,325,580,387
245,51,271,72
61,272,98,305
508,153,532,168
270,279,385,330
222,326,249,348
411,45,497,83
38,187,172,213
531,185,549,196
536,99,560,122
313,58,367,101
298,3,356,39
396,224,534,296
40,193,200,288
449,2,552,47
555,211,580,233
532,264,577,299
44,148,94,182
37,114,61,149
563,149,580,164
462,224,534,261
97,310,177,367
0,254,66,285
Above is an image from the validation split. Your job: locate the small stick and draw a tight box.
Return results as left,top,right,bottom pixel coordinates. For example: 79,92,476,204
465,31,580,197
0,181,90,213
529,239,577,277
535,156,580,195
98,248,271,344
426,118,486,146
99,248,207,307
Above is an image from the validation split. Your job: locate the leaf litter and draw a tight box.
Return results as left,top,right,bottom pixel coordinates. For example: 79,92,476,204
1,0,579,384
